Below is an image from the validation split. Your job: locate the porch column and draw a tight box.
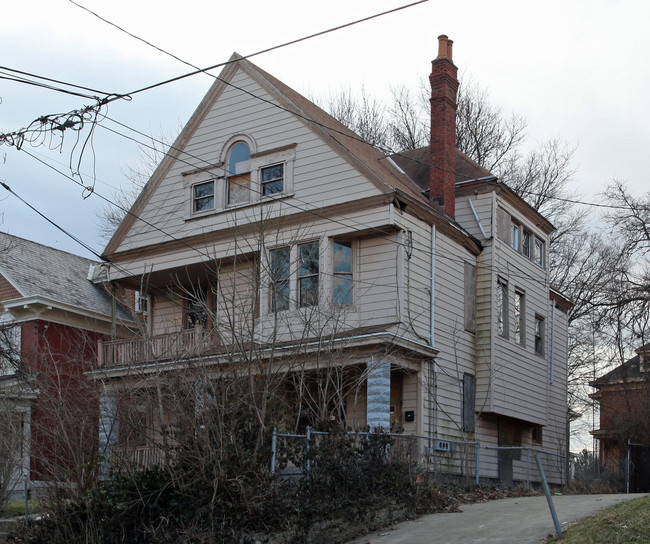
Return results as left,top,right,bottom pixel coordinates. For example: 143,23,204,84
99,389,119,478
366,361,390,431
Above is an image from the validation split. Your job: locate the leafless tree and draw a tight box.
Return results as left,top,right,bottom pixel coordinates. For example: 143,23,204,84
98,127,178,241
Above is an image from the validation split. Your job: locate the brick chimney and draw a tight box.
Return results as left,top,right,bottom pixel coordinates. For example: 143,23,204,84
429,34,459,217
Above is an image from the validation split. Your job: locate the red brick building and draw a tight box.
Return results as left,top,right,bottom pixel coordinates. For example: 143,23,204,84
0,233,127,494
590,344,650,492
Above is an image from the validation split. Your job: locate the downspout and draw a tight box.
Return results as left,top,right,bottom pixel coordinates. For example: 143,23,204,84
430,224,438,438
430,224,436,349
111,286,117,341
468,198,488,239
550,301,556,384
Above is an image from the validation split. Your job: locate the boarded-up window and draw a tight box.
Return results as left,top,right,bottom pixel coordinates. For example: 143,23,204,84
497,207,511,243
464,262,476,333
463,374,476,433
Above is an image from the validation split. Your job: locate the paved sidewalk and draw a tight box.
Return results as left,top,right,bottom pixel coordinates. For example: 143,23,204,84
347,493,646,544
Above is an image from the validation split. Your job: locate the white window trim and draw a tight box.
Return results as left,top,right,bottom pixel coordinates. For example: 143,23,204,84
263,238,322,315
331,238,357,309
185,142,297,219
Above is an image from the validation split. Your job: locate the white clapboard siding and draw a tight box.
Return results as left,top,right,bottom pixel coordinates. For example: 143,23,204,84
117,66,386,254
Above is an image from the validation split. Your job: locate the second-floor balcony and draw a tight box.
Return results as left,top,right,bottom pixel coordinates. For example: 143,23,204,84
98,327,221,368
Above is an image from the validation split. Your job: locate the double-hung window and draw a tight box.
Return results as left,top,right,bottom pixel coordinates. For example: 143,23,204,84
497,278,509,338
514,290,525,346
193,181,215,213
534,238,545,268
261,164,284,196
522,230,531,259
333,241,353,305
270,247,291,312
298,243,319,307
510,222,520,251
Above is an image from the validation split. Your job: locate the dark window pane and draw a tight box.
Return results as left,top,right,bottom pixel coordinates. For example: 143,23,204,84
272,279,290,312
298,243,319,307
193,181,214,212
271,247,290,280
299,276,319,307
263,179,283,196
194,182,213,198
262,164,283,181
270,247,290,312
299,243,319,276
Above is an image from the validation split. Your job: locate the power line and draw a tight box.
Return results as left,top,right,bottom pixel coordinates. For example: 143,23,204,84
0,180,105,261
0,65,115,98
69,0,430,98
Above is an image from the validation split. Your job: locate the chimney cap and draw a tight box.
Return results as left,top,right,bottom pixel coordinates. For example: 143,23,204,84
437,34,453,61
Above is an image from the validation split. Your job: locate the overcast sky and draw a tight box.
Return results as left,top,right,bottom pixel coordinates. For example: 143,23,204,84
1,0,649,258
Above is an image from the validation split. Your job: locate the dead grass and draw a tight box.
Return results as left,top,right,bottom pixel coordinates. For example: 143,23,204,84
547,495,650,543
0,500,40,518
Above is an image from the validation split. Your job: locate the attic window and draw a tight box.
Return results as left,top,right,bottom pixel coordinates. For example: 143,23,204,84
227,142,251,206
261,164,284,196
193,181,215,212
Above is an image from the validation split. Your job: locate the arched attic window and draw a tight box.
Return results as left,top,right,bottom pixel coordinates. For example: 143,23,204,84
227,141,251,206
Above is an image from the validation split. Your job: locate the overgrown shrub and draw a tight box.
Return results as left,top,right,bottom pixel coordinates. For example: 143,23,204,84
11,428,459,543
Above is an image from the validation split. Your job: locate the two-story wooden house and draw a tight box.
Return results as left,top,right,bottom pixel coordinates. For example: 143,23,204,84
92,35,570,484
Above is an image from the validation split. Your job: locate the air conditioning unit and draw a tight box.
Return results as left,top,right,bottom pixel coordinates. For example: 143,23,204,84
433,439,451,452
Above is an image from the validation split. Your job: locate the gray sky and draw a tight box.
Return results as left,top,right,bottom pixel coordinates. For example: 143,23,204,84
1,0,648,258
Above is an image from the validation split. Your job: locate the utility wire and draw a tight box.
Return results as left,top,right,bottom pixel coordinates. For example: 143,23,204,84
19,141,552,291
69,0,430,97
0,65,115,98
0,180,105,261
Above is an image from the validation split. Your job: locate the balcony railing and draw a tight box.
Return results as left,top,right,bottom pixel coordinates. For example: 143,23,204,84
98,327,221,368
112,446,171,469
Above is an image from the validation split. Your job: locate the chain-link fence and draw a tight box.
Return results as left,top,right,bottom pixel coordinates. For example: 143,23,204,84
270,429,566,487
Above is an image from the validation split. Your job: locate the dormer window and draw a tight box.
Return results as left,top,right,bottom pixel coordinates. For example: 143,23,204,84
227,142,251,206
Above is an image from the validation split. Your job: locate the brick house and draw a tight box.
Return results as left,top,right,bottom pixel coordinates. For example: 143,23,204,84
0,232,126,494
590,343,650,491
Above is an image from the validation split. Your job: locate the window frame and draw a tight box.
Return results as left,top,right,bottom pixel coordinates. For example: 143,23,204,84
298,242,319,308
186,286,210,329
534,237,545,268
497,278,509,339
269,246,291,313
332,240,354,306
510,221,520,251
514,289,525,346
192,180,216,214
260,163,285,197
534,314,545,356
522,230,532,259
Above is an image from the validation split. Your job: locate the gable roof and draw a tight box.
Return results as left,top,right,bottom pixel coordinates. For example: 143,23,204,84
103,54,440,257
0,232,115,319
591,344,650,386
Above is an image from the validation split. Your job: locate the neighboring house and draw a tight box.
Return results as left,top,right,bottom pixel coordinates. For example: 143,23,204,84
590,343,650,492
92,35,571,485
0,232,124,495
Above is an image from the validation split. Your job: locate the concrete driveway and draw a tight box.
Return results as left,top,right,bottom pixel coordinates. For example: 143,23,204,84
347,493,647,544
